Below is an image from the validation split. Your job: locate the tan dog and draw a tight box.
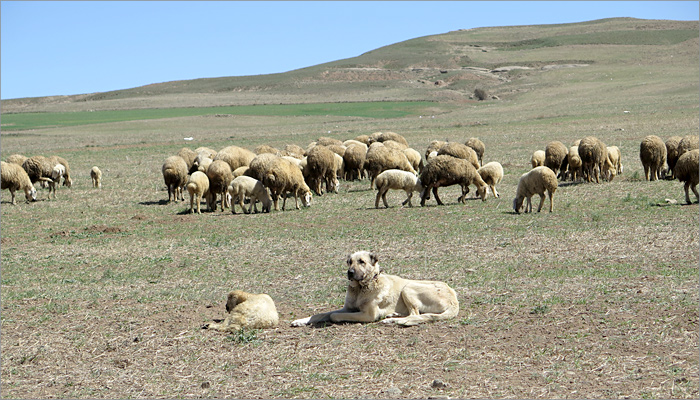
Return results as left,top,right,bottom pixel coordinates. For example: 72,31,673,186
204,290,279,332
291,251,459,327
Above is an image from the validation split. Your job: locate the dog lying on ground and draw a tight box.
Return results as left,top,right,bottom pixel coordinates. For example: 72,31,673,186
291,251,459,327
204,290,279,332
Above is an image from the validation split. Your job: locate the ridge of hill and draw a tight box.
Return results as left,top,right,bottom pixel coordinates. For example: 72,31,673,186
2,17,697,113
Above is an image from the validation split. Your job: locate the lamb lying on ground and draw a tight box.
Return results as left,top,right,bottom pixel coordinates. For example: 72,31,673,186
374,169,423,208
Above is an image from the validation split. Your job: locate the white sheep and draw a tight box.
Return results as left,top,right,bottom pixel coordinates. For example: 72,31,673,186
227,175,272,214
403,148,424,174
90,166,102,188
530,150,545,168
674,149,699,204
513,166,558,213
48,163,65,199
566,146,582,181
247,154,312,211
374,169,423,208
162,155,188,203
206,160,234,211
186,171,211,214
476,161,504,198
1,161,38,204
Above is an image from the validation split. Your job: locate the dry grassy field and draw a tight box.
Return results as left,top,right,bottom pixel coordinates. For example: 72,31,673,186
1,18,698,399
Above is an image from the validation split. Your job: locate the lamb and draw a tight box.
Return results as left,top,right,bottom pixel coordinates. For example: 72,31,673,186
1,161,38,204
332,153,345,182
214,145,256,172
364,144,417,189
186,171,211,214
465,137,485,166
544,141,568,178
674,149,699,204
194,146,217,159
476,161,503,198
177,147,197,171
196,157,213,173
566,146,582,181
437,142,480,169
403,148,424,174
530,150,545,168
227,175,272,214
47,155,72,188
342,143,366,181
374,169,423,208
512,166,558,213
578,136,608,183
48,163,65,199
206,160,234,211
204,290,279,333
419,155,488,206
161,155,188,203
5,154,27,166
247,154,312,211
305,145,339,195
90,166,103,188
639,135,667,181
664,136,683,179
603,146,622,181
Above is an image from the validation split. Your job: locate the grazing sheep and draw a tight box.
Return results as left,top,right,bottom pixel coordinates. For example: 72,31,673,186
579,136,608,183
228,175,272,214
177,147,197,171
325,144,347,158
332,153,345,182
343,139,368,150
206,160,234,211
403,148,424,174
603,146,622,181
566,146,582,181
678,135,699,155
5,154,27,166
343,144,366,181
1,161,38,204
254,144,280,155
512,166,558,213
186,171,211,214
382,140,408,151
364,144,417,189
465,137,485,166
214,145,256,172
90,166,103,189
280,144,306,159
544,141,568,178
437,142,480,170
476,161,503,198
674,149,699,204
664,136,683,179
232,166,250,178
162,155,188,203
47,155,72,188
247,154,312,211
640,135,667,181
425,140,446,160
419,155,488,206
306,145,339,195
48,163,65,199
204,290,279,332
427,151,439,160
374,131,409,147
194,147,217,160
316,137,345,147
374,169,423,208
196,157,213,173
530,150,545,168
353,134,370,145
22,155,53,186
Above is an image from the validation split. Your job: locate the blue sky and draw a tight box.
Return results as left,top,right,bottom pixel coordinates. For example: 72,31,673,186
1,1,697,100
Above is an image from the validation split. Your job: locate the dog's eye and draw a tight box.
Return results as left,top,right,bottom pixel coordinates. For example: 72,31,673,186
359,259,365,264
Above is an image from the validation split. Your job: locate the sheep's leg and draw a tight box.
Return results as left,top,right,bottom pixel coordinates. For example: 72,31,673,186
685,182,692,204
195,195,202,214
402,191,413,207
692,183,699,203
374,189,383,208
491,185,499,198
433,187,444,205
189,194,195,213
10,189,16,205
526,196,532,213
548,190,555,212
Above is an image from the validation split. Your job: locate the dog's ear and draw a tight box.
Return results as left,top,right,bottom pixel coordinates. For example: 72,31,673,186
369,252,378,266
346,254,353,266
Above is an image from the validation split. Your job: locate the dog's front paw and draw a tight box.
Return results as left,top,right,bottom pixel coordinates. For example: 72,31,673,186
290,317,311,327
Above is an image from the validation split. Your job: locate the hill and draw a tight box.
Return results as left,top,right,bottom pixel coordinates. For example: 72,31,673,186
2,17,697,114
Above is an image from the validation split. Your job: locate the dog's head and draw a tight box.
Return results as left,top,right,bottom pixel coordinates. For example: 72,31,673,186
346,251,382,286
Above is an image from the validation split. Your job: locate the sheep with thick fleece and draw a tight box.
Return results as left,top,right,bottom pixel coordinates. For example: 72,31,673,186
579,136,608,183
566,146,582,181
254,144,280,155
22,156,53,185
5,154,27,166
354,134,370,145
603,146,622,181
206,160,234,211
530,150,545,168
374,169,423,208
639,135,667,181
91,166,102,188
228,175,272,214
419,155,488,206
465,137,485,166
194,147,217,159
374,131,409,147
382,140,408,151
678,135,699,155
196,157,213,173
306,145,339,195
343,139,367,150
247,154,312,211
664,136,683,179
544,141,568,178
280,144,306,159
403,148,424,174
162,156,188,203
437,142,480,170
332,153,345,182
476,161,503,198
1,161,38,204
186,171,211,214
364,144,417,189
512,166,558,213
342,144,366,181
177,147,197,171
214,145,256,172
316,137,344,147
425,140,446,160
674,149,699,204
232,166,250,178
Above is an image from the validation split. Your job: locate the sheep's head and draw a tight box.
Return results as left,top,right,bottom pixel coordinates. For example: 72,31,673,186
476,184,489,201
63,177,73,188
330,177,340,193
25,186,37,202
301,191,312,207
513,196,524,214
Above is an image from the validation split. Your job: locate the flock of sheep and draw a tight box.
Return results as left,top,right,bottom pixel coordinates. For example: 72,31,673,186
1,132,697,210
154,131,699,217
